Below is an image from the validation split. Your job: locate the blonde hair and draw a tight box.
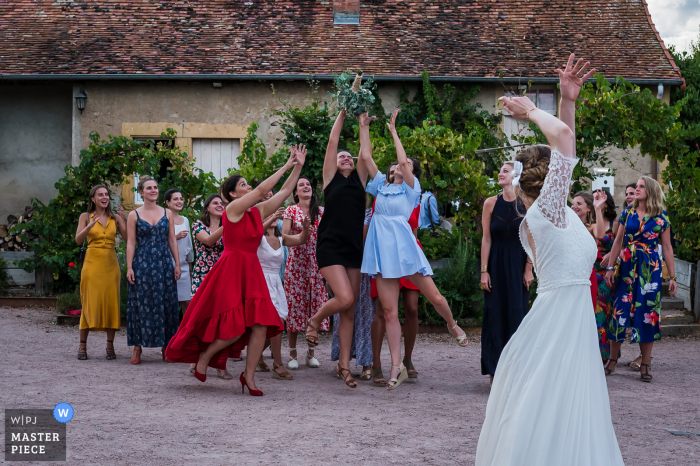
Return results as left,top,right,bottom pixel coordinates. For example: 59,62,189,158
633,176,664,217
513,145,552,201
573,191,595,226
137,175,158,193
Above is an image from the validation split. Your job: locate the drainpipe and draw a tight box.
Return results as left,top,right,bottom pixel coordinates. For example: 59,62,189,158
651,83,664,180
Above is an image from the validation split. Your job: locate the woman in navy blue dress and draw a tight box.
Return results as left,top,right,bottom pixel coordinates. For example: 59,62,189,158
126,176,181,365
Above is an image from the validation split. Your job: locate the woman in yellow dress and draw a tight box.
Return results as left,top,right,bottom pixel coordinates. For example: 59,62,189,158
74,185,128,360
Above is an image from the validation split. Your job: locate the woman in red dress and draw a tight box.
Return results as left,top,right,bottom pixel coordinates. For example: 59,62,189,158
166,145,307,396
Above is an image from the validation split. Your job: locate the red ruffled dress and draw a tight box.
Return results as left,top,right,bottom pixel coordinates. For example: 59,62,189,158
370,203,422,297
165,207,283,369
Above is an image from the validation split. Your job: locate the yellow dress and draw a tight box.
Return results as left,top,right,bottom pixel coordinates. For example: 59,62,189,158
80,216,121,331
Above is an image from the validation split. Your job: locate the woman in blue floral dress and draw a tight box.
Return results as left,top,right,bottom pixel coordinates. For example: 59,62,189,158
126,176,181,365
605,176,677,382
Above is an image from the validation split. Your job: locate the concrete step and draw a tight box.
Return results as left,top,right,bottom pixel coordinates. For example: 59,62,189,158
661,323,700,337
661,313,697,325
661,297,685,310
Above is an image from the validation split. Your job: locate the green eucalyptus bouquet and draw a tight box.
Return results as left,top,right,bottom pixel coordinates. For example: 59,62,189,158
333,71,375,116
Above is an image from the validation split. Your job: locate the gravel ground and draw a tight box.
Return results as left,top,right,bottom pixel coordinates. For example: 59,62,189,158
1,306,699,465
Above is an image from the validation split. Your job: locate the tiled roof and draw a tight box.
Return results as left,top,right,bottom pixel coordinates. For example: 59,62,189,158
0,0,681,81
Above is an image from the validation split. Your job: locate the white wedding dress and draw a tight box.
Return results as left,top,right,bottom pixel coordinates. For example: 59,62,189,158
475,148,624,465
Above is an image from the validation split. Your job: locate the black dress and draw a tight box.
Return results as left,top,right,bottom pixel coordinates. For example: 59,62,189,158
481,194,530,376
316,170,366,269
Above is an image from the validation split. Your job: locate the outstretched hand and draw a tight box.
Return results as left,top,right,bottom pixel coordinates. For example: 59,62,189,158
498,95,537,121
359,112,376,128
557,53,596,102
593,190,607,210
387,109,400,134
292,143,307,167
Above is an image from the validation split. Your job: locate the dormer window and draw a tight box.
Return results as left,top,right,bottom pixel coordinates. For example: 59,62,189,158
334,0,360,25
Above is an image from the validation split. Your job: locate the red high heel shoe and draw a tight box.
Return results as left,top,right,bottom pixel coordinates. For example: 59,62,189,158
193,364,206,383
239,373,263,396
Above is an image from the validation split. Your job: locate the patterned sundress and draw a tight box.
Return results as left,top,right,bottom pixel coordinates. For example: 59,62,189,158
127,209,180,347
593,223,615,361
190,220,224,296
609,208,670,344
284,205,329,333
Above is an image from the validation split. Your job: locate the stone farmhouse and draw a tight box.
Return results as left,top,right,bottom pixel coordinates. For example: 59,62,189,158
0,0,682,219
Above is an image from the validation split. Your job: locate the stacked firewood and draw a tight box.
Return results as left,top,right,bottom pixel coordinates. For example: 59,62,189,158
0,206,37,252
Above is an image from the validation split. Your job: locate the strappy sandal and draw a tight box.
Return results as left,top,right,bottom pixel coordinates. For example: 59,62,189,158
640,364,653,383
372,367,387,386
216,369,233,380
604,358,618,376
105,340,116,360
387,364,408,391
272,363,294,380
359,367,373,381
447,323,469,347
78,340,88,360
130,347,142,365
335,364,357,388
630,356,652,372
305,318,319,348
404,360,418,379
257,360,271,372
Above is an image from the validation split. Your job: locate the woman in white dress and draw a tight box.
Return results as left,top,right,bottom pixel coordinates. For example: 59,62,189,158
257,209,311,380
475,54,624,465
164,189,193,316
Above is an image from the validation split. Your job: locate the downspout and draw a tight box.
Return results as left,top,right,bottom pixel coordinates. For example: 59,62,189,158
651,83,664,180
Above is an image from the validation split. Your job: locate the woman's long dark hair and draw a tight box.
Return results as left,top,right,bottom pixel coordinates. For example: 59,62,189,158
293,176,319,224
601,190,617,223
200,194,222,228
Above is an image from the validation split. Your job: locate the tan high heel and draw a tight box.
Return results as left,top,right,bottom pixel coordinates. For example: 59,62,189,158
272,363,294,380
387,364,408,391
448,323,469,347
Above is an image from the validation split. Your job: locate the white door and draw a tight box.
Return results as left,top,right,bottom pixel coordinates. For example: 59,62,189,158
193,139,241,180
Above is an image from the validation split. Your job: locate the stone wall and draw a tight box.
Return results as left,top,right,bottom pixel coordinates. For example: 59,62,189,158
0,83,72,222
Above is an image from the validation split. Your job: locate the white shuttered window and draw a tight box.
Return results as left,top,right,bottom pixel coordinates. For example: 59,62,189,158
193,138,240,180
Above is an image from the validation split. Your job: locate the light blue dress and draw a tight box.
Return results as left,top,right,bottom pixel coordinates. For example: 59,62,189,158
361,171,433,278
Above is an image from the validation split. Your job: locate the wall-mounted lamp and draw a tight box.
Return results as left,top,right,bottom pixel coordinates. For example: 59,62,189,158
212,82,223,88
657,83,664,100
75,89,87,113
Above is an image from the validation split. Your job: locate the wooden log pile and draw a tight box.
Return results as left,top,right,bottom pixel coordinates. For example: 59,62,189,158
0,206,37,252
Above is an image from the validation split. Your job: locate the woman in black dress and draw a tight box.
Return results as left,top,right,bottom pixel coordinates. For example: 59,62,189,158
480,162,532,385
306,109,369,388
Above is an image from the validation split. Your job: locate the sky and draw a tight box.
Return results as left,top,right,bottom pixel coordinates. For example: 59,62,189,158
647,0,700,53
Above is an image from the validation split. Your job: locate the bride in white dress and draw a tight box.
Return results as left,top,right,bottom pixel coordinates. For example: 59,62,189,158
475,54,625,465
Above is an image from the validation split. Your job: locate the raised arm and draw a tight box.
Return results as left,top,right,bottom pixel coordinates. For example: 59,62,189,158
283,216,311,247
225,150,298,222
557,53,595,134
592,190,607,241
195,225,223,247
257,144,306,219
387,109,414,189
75,212,98,244
359,112,378,179
323,109,346,189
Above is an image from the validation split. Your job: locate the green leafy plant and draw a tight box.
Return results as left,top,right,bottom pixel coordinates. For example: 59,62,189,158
11,129,219,293
233,122,288,188
0,258,10,292
417,228,459,260
418,238,483,323
56,290,81,313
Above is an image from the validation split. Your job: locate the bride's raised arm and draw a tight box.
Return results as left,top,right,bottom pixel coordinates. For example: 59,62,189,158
498,53,595,228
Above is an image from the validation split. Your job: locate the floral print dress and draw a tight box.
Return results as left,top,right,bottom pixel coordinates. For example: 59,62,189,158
191,220,224,296
593,223,615,361
127,209,180,348
283,204,329,333
609,208,669,344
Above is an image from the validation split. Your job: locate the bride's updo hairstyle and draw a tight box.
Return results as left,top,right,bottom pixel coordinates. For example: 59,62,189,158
514,145,552,201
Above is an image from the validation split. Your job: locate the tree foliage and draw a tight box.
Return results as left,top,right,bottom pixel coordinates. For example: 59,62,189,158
12,129,219,293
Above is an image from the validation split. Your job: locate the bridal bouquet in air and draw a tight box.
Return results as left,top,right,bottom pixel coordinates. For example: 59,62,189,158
333,71,375,116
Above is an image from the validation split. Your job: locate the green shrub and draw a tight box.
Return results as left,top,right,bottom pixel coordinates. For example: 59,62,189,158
56,290,81,313
417,227,459,260
418,238,483,324
0,258,10,292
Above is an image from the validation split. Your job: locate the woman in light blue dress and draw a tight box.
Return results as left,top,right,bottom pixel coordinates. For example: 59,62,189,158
359,110,469,390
